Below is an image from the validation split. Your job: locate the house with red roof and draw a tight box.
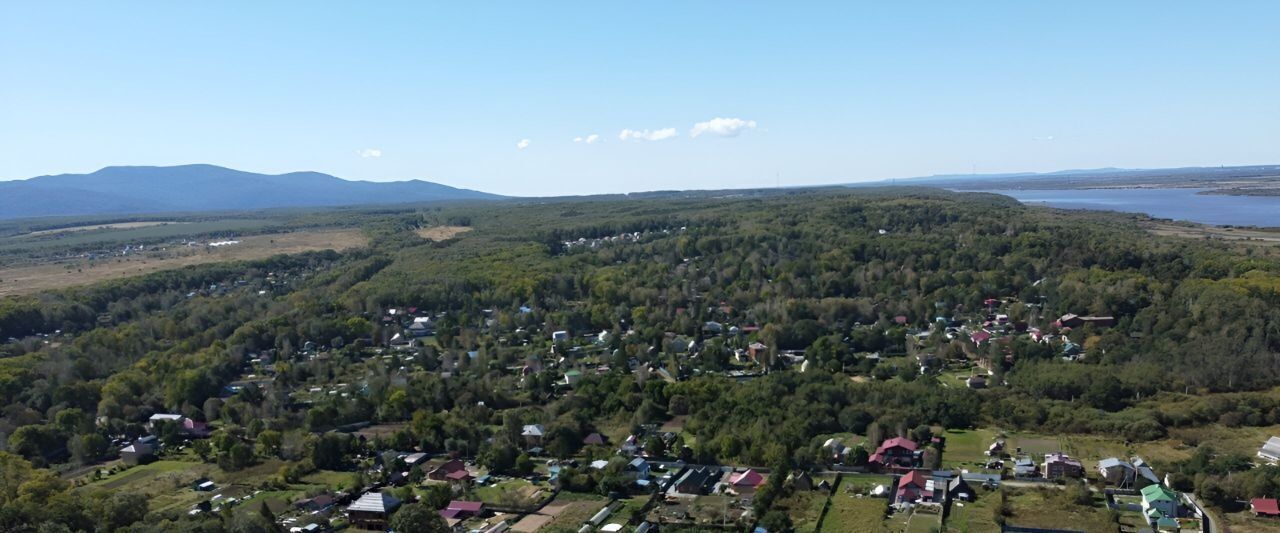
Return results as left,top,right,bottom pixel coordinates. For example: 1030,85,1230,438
446,468,473,488
1253,498,1280,518
970,330,993,346
428,459,466,481
869,437,919,472
895,470,931,504
440,500,485,523
729,469,765,492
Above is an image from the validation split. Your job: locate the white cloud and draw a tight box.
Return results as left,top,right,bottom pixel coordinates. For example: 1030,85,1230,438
517,139,531,150
357,148,383,158
619,128,678,141
573,134,601,144
690,117,757,138
1033,135,1056,141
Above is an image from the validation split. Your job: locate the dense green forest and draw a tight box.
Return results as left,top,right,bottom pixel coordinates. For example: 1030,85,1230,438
3,188,1280,531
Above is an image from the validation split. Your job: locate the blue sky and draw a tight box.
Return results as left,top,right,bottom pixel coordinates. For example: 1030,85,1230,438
2,2,1278,196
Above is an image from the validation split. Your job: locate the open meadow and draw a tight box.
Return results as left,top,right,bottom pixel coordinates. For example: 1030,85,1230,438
0,229,366,296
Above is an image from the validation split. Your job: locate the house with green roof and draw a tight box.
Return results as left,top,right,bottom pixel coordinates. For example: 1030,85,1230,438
1141,484,1179,526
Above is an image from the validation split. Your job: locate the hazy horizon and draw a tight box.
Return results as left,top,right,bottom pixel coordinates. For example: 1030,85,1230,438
3,2,1278,196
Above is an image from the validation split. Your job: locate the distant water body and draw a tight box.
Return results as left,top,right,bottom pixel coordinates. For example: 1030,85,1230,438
976,188,1280,227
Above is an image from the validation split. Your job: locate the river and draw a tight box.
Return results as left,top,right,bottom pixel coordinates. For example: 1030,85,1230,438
977,188,1280,227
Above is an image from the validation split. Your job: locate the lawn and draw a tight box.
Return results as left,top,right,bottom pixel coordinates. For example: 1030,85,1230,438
542,494,608,531
839,473,893,495
944,489,1001,532
957,487,1118,533
904,505,944,533
941,428,997,466
472,478,546,507
299,469,357,490
1005,432,1064,458
820,493,889,532
1220,511,1279,533
771,489,829,533
85,460,207,491
614,496,651,525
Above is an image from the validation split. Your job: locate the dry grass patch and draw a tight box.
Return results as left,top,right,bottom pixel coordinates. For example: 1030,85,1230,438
0,229,366,296
415,225,472,241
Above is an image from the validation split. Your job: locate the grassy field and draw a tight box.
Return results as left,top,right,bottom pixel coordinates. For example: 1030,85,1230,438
944,489,1001,532
472,478,546,507
0,218,276,251
414,225,472,241
299,470,357,490
1145,221,1280,246
0,229,366,296
22,221,185,237
819,492,889,532
942,428,998,467
1005,432,1064,458
541,494,608,531
1221,511,1280,533
840,473,893,495
904,505,944,533
82,459,217,514
955,488,1118,533
773,489,830,533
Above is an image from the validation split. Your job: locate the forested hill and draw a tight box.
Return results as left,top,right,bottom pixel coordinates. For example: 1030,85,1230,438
0,164,503,219
4,188,1280,530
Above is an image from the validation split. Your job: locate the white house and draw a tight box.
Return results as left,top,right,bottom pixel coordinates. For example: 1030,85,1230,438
1259,436,1280,464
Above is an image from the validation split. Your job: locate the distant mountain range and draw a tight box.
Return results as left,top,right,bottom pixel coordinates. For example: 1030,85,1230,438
0,165,503,219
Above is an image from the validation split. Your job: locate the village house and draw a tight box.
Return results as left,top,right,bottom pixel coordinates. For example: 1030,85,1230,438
1043,453,1084,479
347,492,401,530
673,466,720,495
147,413,184,430
295,494,336,513
787,471,814,491
948,475,975,502
120,442,154,465
1013,457,1037,478
583,432,606,446
522,424,546,447
986,440,1004,457
869,437,919,472
625,458,651,480
428,459,466,481
440,500,485,523
1258,436,1280,464
1098,457,1136,486
403,452,427,468
620,434,640,455
1056,313,1115,329
446,468,473,489
1140,484,1179,527
966,374,987,389
1251,498,1280,518
728,469,765,493
895,470,931,504
407,316,433,337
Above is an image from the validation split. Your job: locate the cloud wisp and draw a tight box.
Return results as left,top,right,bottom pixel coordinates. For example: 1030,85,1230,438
690,117,757,138
357,148,383,158
619,128,678,141
573,134,601,144
517,139,531,150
